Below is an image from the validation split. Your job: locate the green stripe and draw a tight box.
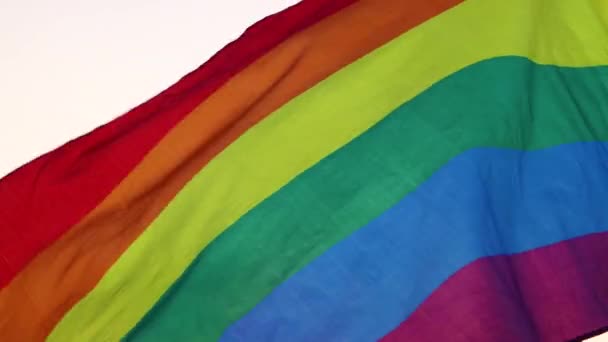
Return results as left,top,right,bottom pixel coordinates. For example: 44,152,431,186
126,57,608,341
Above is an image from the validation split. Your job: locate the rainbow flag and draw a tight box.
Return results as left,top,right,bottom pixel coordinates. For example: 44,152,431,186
1,0,608,340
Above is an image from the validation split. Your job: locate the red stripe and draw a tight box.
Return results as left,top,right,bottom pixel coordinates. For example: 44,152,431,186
381,233,608,342
0,0,355,288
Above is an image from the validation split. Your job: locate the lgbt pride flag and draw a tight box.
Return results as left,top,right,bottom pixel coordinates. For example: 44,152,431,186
1,0,608,341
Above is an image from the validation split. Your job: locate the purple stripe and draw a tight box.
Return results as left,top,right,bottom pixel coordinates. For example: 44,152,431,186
381,232,608,342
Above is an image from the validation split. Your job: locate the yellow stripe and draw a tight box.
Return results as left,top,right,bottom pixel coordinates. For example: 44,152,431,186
50,0,608,340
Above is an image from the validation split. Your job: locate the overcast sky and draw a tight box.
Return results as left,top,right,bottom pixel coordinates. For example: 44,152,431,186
0,0,298,177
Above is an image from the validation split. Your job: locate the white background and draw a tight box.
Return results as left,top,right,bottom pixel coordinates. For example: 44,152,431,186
0,0,298,177
0,1,606,341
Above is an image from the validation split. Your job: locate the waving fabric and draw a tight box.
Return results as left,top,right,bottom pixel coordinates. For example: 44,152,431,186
0,0,607,341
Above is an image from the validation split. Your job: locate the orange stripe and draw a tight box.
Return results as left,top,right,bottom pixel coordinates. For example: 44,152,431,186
0,0,461,340
0,0,352,289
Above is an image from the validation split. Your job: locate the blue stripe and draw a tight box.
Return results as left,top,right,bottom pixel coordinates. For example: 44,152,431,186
221,142,608,342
